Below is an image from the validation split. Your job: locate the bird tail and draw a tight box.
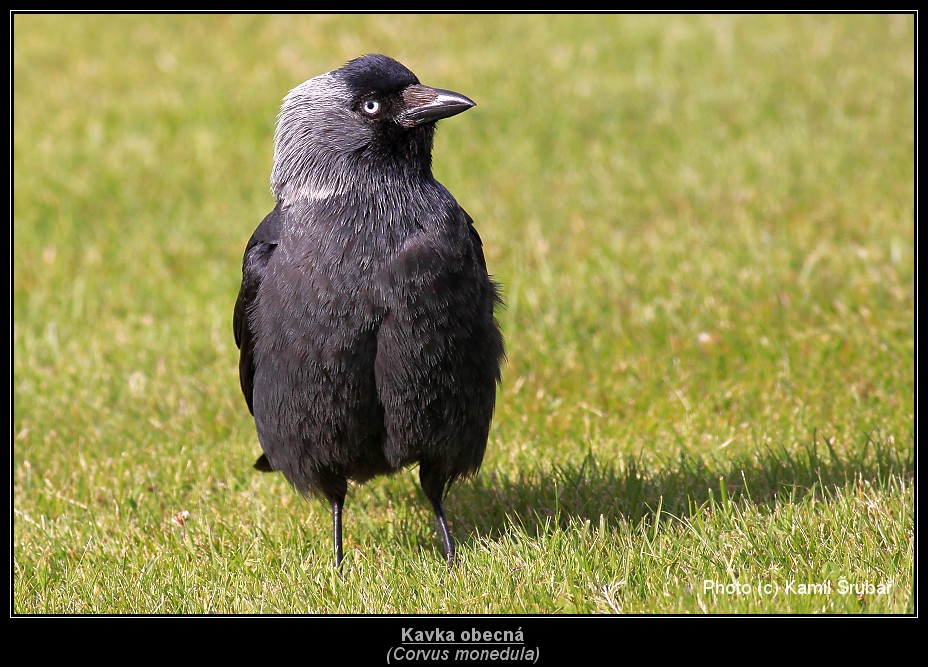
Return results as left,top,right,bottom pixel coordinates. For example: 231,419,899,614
253,453,274,472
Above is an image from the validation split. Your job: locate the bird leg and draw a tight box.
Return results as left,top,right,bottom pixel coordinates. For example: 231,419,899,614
420,466,456,567
330,496,345,569
430,497,455,568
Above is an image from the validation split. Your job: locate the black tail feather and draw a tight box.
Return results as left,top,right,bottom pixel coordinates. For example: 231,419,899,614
254,453,274,472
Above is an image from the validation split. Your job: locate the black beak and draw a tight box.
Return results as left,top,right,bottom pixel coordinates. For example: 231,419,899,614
397,84,476,128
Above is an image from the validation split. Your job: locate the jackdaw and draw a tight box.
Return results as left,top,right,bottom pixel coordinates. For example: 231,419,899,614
233,54,505,568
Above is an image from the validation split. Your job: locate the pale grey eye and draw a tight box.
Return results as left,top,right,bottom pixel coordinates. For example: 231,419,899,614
361,99,381,115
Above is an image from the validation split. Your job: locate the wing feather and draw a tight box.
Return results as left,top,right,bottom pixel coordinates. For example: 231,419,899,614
233,206,282,415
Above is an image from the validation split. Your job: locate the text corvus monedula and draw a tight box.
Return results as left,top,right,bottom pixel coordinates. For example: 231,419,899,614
233,54,505,567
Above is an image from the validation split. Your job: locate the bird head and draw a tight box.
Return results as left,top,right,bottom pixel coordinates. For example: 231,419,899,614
271,54,475,206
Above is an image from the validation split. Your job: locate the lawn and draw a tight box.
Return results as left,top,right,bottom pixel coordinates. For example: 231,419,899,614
12,13,914,624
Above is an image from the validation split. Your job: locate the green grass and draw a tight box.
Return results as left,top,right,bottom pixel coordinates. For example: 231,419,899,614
13,14,914,616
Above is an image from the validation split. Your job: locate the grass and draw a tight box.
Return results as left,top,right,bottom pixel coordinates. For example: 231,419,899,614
13,13,914,620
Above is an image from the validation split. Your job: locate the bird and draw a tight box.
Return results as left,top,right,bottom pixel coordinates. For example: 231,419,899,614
233,54,505,568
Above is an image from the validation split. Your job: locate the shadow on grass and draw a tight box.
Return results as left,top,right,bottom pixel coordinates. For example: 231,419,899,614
447,429,913,544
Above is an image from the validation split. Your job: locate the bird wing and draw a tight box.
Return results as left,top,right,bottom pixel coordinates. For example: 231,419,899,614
462,208,489,272
233,206,282,416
